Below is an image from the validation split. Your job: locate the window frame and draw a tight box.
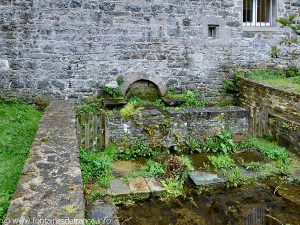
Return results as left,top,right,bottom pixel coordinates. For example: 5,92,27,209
243,0,275,27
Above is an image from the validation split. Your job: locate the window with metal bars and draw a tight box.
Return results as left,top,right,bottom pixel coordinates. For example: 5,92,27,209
243,0,275,26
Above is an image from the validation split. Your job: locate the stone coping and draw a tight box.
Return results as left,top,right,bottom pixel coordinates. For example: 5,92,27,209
237,77,300,98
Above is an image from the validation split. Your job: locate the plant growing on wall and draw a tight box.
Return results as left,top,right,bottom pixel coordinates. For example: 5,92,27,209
271,15,300,72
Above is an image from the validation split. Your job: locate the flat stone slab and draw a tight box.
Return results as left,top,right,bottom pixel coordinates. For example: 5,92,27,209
146,178,166,193
109,178,131,196
87,199,120,225
239,167,260,179
128,177,150,194
189,171,227,186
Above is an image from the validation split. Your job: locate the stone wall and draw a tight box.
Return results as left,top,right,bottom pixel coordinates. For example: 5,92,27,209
237,77,300,154
105,106,249,150
0,0,299,99
237,77,300,121
268,113,300,155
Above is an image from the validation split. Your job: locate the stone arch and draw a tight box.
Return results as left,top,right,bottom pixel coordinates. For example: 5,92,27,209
120,73,167,96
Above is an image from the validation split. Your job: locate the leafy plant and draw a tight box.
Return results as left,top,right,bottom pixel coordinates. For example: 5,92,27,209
166,90,206,108
223,167,246,187
117,75,125,86
204,131,237,154
116,138,157,160
80,146,116,188
76,97,103,114
208,154,236,169
120,103,142,119
249,139,290,163
184,138,200,153
102,85,121,98
243,162,262,171
131,160,165,178
161,178,184,198
270,45,281,59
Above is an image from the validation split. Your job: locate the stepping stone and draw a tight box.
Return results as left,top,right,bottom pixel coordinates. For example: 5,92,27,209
109,178,131,196
128,177,150,194
146,178,166,193
239,167,260,179
189,171,227,186
87,199,120,225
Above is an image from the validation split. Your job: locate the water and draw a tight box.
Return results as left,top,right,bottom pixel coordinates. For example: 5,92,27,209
118,182,300,225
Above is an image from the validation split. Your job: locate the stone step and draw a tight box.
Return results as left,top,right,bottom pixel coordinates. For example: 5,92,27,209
107,177,165,197
189,171,227,186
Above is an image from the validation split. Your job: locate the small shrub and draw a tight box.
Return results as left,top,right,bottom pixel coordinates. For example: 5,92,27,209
161,178,184,198
204,131,237,154
116,138,157,160
184,138,200,153
120,103,142,119
249,139,290,163
117,75,125,85
131,160,165,178
102,85,121,98
208,154,236,169
80,146,116,188
243,162,262,171
223,167,246,187
76,97,102,114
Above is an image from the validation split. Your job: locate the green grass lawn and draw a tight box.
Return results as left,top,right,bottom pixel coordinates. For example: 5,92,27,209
238,70,300,94
257,77,300,93
0,100,42,220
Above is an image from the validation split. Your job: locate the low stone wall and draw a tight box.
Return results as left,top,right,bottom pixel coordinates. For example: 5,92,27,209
106,107,249,150
268,113,300,155
237,77,300,121
237,77,300,155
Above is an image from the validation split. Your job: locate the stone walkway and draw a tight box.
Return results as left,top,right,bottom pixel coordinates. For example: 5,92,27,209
5,100,85,224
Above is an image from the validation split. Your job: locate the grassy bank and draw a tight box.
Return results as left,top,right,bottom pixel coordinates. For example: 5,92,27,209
0,100,42,221
237,69,300,93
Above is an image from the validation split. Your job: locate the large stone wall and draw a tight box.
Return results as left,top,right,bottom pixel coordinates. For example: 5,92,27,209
0,0,299,99
106,107,249,150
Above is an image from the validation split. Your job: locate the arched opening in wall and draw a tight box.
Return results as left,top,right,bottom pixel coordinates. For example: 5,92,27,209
126,79,161,101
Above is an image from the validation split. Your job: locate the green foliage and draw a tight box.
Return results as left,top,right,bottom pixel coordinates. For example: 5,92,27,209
286,66,300,78
116,138,157,160
238,70,286,80
247,139,290,163
222,79,240,97
161,178,184,198
184,138,200,153
208,154,236,169
166,90,206,108
183,90,206,107
243,162,262,171
260,162,292,178
161,156,194,199
0,100,42,221
80,146,116,188
120,103,142,119
277,15,300,36
76,97,102,114
270,45,281,59
223,167,246,187
126,95,165,108
131,160,165,178
117,75,125,86
204,131,237,154
102,86,121,98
